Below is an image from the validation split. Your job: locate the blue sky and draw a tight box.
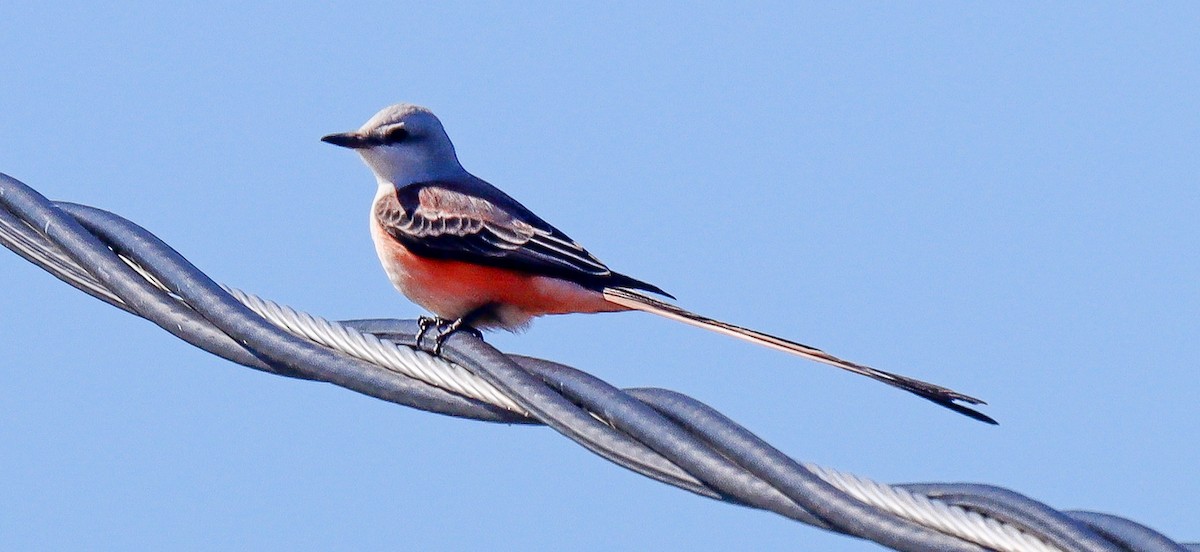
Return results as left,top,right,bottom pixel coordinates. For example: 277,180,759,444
1,3,1196,550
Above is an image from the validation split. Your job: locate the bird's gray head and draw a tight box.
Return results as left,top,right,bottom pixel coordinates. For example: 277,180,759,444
322,103,466,185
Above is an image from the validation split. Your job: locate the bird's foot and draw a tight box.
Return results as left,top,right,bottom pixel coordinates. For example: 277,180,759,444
415,316,451,348
432,317,482,356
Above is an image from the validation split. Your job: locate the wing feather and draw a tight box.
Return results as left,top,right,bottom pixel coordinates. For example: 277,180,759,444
374,181,675,295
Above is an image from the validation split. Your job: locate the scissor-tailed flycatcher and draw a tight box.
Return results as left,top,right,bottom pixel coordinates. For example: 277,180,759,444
322,103,994,423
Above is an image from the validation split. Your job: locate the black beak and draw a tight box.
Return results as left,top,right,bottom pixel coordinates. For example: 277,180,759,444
321,132,371,149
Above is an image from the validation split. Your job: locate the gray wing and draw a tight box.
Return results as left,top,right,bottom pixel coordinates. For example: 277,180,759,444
376,181,671,296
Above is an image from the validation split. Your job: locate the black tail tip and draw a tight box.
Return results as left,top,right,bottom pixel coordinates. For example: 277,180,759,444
892,378,995,423
942,400,998,425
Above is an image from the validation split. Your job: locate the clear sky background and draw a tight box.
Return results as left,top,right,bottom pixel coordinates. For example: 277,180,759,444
1,3,1196,551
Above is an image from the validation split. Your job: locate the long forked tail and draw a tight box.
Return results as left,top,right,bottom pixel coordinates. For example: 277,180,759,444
602,287,996,424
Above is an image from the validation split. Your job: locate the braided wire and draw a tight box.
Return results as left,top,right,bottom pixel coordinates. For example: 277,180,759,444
226,287,527,414
807,465,1058,552
2,173,1192,552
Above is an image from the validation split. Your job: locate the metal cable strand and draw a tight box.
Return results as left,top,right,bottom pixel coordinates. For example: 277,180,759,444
902,484,1155,552
2,173,1193,552
1065,512,1194,552
9,191,528,422
226,287,528,414
807,466,1059,552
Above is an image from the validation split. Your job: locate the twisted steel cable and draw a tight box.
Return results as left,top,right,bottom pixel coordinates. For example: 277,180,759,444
2,173,1193,552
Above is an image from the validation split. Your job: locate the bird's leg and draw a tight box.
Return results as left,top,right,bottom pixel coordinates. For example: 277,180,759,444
431,305,492,356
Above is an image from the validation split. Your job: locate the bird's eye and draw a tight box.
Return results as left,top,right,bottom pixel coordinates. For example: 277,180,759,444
381,126,410,144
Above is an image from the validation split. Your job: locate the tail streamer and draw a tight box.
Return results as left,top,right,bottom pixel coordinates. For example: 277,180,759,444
602,287,995,424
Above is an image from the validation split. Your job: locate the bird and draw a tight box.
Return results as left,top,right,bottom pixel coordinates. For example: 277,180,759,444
321,103,994,424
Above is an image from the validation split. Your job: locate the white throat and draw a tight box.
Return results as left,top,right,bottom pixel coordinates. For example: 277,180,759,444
359,143,468,189
368,155,468,200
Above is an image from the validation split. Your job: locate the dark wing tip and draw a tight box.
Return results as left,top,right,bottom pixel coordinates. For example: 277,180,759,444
644,284,676,300
609,273,674,299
